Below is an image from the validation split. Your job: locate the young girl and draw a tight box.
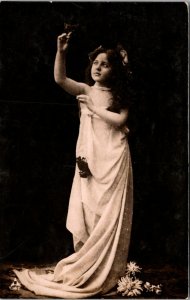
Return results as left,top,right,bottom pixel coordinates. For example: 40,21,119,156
13,32,133,298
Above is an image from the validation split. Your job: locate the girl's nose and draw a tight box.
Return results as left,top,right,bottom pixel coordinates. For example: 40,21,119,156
96,64,101,70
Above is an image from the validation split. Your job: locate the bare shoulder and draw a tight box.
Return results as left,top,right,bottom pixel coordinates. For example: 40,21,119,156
120,108,129,121
81,82,92,95
121,108,129,115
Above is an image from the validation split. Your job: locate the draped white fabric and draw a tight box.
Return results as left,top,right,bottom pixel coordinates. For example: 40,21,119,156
14,86,133,298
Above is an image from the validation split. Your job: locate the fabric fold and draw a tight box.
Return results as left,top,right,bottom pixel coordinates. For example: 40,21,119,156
13,85,133,298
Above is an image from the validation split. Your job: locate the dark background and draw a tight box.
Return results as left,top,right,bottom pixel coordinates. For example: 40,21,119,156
0,2,188,269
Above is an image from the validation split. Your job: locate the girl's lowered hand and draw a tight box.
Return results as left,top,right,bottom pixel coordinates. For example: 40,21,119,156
76,94,95,112
57,32,72,53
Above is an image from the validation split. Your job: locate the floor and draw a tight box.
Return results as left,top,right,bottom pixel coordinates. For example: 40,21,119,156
0,263,188,299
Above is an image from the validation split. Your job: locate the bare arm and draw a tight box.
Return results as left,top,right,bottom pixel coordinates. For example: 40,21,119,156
77,94,128,127
54,33,90,96
92,106,128,127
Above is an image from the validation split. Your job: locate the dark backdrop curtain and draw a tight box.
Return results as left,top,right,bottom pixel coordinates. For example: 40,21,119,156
0,2,188,267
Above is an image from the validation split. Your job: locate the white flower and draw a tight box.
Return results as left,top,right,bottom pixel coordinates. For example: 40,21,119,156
117,275,143,297
144,281,152,291
144,282,162,294
155,288,162,294
9,278,21,291
126,261,142,276
118,261,163,297
155,284,163,294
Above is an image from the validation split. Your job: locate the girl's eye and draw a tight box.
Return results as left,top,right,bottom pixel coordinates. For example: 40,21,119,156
92,61,110,68
103,63,109,68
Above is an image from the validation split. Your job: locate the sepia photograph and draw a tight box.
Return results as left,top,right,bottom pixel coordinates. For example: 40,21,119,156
0,1,188,299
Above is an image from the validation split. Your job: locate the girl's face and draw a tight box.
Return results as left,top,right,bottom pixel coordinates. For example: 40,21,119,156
91,53,112,86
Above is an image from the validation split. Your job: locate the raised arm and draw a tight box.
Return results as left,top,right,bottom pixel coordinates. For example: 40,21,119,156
54,33,90,96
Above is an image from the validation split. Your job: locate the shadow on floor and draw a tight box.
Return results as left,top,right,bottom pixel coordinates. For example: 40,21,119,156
0,263,188,299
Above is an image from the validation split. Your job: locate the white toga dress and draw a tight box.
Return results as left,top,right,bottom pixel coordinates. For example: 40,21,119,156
14,84,133,298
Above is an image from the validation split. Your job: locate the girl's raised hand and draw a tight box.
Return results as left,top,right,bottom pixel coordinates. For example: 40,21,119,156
57,32,72,53
76,95,94,112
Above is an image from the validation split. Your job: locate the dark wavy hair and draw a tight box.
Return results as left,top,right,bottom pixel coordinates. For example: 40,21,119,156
85,45,133,113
